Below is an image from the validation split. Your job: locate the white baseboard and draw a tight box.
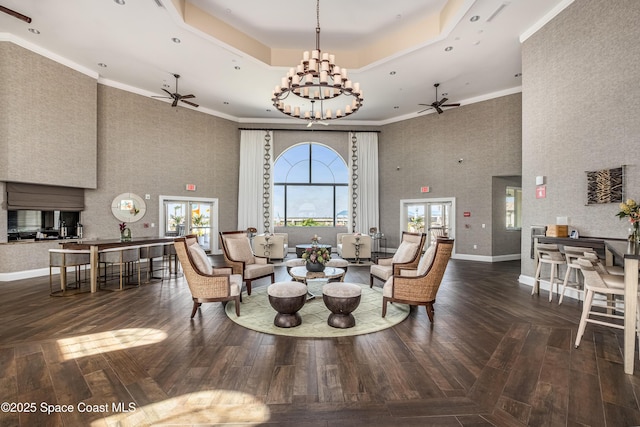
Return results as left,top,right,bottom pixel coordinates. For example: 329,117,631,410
518,274,583,303
452,253,520,262
0,267,52,282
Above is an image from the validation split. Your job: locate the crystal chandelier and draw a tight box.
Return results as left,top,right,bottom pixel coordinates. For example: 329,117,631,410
271,0,363,124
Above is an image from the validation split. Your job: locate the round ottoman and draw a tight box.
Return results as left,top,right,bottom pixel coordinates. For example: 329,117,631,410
326,258,348,280
268,281,308,328
285,258,305,278
322,282,362,328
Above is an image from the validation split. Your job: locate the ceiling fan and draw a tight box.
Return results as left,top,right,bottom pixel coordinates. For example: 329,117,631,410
418,83,460,114
152,73,199,108
307,120,329,128
306,100,330,127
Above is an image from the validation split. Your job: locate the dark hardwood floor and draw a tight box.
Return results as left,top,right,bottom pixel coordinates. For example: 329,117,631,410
1,257,639,426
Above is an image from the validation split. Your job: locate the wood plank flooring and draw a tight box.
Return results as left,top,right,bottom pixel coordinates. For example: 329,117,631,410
1,257,639,426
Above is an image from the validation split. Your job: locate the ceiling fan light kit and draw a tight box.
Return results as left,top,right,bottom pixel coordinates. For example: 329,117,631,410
271,0,363,125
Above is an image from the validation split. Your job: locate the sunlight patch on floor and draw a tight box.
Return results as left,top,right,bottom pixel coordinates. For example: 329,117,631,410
98,390,270,426
56,328,168,360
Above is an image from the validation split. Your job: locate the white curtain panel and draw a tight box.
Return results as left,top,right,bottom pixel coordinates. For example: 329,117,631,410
238,130,273,233
348,132,379,234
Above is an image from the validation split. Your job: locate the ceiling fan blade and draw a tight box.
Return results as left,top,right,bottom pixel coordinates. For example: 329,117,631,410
151,95,171,99
180,99,199,107
162,88,173,96
437,97,448,106
417,107,432,114
180,94,195,100
418,103,430,107
441,103,461,107
171,99,178,107
435,106,444,114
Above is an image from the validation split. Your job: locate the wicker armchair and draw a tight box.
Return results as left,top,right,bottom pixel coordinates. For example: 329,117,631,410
219,230,275,296
382,238,454,322
370,231,426,287
174,235,242,318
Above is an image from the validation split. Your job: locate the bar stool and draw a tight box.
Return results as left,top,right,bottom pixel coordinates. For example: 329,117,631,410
559,246,597,304
49,249,91,295
139,243,165,283
99,246,141,290
533,243,566,302
163,241,182,278
574,257,630,348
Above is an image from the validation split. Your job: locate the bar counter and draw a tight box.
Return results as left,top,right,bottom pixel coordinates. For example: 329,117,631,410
61,237,175,293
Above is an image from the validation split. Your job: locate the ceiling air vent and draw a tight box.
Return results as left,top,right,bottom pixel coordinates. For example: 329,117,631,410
486,2,509,23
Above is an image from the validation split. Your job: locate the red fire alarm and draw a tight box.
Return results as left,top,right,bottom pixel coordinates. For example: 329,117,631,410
463,211,471,217
186,184,196,191
421,186,430,193
536,185,546,199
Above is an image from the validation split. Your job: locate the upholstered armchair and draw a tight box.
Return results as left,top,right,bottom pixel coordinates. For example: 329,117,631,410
253,233,289,260
370,231,426,287
219,230,275,296
336,233,372,261
174,235,242,318
382,238,454,322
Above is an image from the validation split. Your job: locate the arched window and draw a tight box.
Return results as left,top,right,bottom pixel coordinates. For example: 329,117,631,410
273,143,348,227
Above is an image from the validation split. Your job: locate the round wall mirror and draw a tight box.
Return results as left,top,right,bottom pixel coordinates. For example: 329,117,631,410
111,193,146,223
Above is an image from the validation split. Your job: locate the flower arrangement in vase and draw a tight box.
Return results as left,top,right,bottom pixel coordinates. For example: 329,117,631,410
302,236,330,272
119,222,132,242
616,198,640,243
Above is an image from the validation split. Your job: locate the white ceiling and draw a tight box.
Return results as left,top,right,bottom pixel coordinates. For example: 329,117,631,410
0,0,572,125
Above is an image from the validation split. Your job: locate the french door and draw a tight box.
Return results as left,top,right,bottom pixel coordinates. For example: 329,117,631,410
159,196,218,252
400,197,455,247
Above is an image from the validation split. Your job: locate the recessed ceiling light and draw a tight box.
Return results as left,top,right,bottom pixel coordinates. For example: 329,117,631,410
470,15,480,22
442,93,448,97
234,66,241,70
171,37,181,44
28,28,40,34
266,109,272,112
445,46,453,52
515,72,522,78
223,101,229,105
473,41,481,45
393,106,399,109
114,0,125,5
98,63,107,68
389,71,396,75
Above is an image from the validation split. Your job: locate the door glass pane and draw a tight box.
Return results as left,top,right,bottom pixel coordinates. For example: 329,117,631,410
190,202,212,250
166,202,187,236
407,205,425,233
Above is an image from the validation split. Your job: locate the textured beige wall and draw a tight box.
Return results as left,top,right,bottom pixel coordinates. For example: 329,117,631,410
0,42,97,188
84,84,239,241
521,0,640,277
379,94,522,254
492,175,522,256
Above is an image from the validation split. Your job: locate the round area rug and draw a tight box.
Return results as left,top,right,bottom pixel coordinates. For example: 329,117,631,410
224,282,410,338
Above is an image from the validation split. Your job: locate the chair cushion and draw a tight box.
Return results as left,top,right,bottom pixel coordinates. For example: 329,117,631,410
370,264,393,281
392,242,418,263
229,274,243,296
417,244,437,275
382,277,393,297
188,242,213,275
226,238,255,265
244,263,273,279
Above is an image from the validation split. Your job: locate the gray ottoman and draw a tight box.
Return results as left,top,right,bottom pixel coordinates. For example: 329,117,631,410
268,281,308,328
322,282,362,328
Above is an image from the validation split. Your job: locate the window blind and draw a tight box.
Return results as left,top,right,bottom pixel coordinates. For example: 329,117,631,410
6,183,85,211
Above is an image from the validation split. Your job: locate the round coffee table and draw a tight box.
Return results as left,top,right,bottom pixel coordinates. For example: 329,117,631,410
289,266,345,300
